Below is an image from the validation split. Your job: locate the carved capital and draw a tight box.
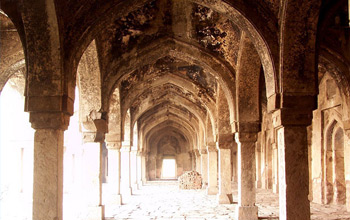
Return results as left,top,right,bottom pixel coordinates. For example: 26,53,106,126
83,131,105,143
272,108,313,128
206,142,217,152
106,142,121,150
235,132,258,143
200,149,207,155
30,112,70,130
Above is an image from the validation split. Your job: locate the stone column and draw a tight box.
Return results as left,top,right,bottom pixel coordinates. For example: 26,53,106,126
200,149,208,188
137,152,142,188
82,127,105,220
105,141,122,205
344,123,350,211
206,143,218,195
217,146,232,204
273,109,311,220
235,132,258,220
189,151,195,170
130,148,138,190
141,153,147,184
272,143,279,193
121,146,132,196
31,112,69,220
194,149,201,173
255,135,262,188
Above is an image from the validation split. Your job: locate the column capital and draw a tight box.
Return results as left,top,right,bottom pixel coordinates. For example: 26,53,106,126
272,108,313,128
207,142,218,152
232,122,260,133
200,149,207,155
217,133,234,149
30,112,70,130
106,142,121,150
235,132,258,143
193,149,200,157
82,119,107,143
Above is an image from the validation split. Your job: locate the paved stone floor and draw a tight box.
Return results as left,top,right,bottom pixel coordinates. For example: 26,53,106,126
2,181,350,219
102,181,350,220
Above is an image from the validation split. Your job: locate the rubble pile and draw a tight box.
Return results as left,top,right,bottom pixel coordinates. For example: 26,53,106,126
178,171,202,189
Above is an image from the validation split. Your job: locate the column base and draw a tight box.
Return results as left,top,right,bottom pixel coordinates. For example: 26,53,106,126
206,186,218,195
86,205,105,220
236,205,258,220
217,193,232,204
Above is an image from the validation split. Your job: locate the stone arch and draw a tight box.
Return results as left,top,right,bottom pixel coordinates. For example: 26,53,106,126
333,125,346,204
323,119,346,204
67,0,278,109
0,10,25,93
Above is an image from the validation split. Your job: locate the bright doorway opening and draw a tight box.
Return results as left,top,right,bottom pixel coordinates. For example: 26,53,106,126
162,158,176,179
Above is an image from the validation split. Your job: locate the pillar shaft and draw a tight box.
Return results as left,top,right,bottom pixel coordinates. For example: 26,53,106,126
141,154,147,183
137,152,142,188
236,133,258,220
33,129,64,220
217,148,232,204
82,141,104,219
200,150,208,187
207,145,218,195
277,125,310,220
121,146,132,195
130,149,138,189
106,142,122,205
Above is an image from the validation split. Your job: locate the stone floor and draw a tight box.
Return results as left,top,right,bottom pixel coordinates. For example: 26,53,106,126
102,181,350,220
2,181,350,219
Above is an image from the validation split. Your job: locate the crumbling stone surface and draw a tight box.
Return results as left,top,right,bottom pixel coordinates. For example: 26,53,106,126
178,171,202,189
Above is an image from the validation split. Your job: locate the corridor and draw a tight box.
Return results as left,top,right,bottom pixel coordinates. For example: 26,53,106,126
63,181,350,220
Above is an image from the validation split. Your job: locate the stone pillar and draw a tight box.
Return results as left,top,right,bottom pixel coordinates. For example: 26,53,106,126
121,146,132,196
217,146,232,204
82,125,106,220
189,151,195,170
255,134,262,188
344,123,350,211
137,152,142,188
235,132,258,220
200,149,208,188
272,143,279,193
273,109,311,220
206,143,218,195
141,153,147,184
130,148,138,190
106,141,122,205
31,113,69,220
194,149,201,173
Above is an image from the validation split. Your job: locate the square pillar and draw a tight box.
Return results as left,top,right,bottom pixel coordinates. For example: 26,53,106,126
206,143,218,195
120,146,132,196
82,140,104,220
194,149,201,173
130,148,138,190
217,147,232,204
33,129,65,220
200,149,208,188
276,125,310,220
106,142,122,205
344,125,350,211
137,152,142,189
141,153,147,184
30,112,70,220
235,133,258,220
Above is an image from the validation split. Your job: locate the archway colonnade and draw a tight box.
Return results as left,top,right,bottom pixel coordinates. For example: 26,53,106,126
0,0,349,220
